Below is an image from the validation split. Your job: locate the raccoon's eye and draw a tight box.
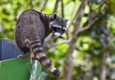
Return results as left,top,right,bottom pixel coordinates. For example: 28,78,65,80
52,27,57,31
61,29,65,32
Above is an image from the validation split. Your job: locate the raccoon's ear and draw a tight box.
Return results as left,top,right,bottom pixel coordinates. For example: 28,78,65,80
49,13,57,21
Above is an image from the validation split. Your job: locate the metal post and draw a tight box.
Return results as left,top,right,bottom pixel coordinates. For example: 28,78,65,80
29,60,42,80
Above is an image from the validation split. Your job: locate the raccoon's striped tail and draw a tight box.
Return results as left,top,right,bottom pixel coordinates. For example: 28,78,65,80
28,39,60,77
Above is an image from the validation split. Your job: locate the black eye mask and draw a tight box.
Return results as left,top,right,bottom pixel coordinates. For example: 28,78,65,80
52,25,67,38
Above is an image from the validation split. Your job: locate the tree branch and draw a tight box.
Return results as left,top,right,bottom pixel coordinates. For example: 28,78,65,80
29,0,34,9
40,0,48,12
53,0,60,13
76,0,106,36
61,0,64,18
77,17,98,34
50,39,70,48
66,3,76,39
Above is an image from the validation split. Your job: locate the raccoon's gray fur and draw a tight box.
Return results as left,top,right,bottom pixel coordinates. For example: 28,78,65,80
15,9,68,77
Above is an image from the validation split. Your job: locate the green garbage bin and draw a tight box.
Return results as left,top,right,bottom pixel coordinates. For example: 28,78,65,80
0,57,42,80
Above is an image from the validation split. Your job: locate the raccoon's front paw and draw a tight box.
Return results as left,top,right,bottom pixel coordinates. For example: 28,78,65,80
17,53,30,58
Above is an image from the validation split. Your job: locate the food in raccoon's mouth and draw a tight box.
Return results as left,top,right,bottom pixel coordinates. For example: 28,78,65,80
54,32,61,37
54,32,64,39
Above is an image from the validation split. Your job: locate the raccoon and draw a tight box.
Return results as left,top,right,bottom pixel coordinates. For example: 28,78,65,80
15,9,68,77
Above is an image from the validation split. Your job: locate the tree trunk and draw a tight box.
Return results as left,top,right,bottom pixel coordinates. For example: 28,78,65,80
64,0,89,80
64,39,76,80
99,49,108,80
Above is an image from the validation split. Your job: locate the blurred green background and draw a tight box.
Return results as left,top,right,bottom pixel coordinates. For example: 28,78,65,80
0,0,115,80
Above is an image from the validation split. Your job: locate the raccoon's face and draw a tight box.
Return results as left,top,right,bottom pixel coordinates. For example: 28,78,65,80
49,14,68,38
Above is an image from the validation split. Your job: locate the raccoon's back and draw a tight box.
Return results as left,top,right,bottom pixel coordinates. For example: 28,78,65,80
15,10,45,48
17,10,42,25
